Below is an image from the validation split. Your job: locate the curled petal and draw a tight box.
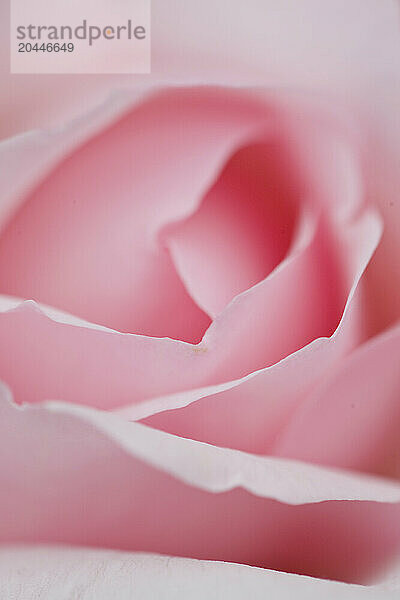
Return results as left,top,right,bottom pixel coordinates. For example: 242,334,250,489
0,202,382,415
274,323,400,478
122,211,381,454
0,547,396,600
1,384,400,583
0,88,273,339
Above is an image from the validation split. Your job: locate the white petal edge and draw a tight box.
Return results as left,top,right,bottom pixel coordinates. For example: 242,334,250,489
117,209,383,420
0,547,396,600
0,208,383,419
8,386,397,505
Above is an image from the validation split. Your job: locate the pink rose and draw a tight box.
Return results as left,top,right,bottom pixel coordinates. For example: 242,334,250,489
1,2,400,599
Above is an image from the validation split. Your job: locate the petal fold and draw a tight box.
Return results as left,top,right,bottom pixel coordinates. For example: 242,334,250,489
0,548,396,600
1,383,400,583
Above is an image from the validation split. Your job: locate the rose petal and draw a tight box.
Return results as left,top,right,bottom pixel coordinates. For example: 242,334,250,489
0,201,378,414
1,1,398,137
374,562,400,593
274,323,400,478
0,547,395,600
1,383,400,583
0,195,380,418
163,91,365,325
2,1,398,338
0,297,205,408
0,88,275,339
122,211,380,454
363,100,400,335
0,86,373,352
164,140,300,318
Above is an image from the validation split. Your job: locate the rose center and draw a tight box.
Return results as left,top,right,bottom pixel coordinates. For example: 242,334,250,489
0,135,299,342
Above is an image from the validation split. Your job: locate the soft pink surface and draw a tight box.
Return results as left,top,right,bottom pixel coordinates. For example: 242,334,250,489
0,89,274,340
0,54,398,590
164,142,299,318
1,385,400,585
1,1,399,337
0,88,352,347
141,210,380,452
0,89,380,412
1,1,399,340
0,88,386,501
275,324,400,478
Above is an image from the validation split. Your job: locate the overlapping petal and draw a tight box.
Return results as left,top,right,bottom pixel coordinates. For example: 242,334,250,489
0,88,382,418
0,88,277,339
0,1,399,596
0,548,397,599
130,210,380,453
275,323,400,478
1,382,400,583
